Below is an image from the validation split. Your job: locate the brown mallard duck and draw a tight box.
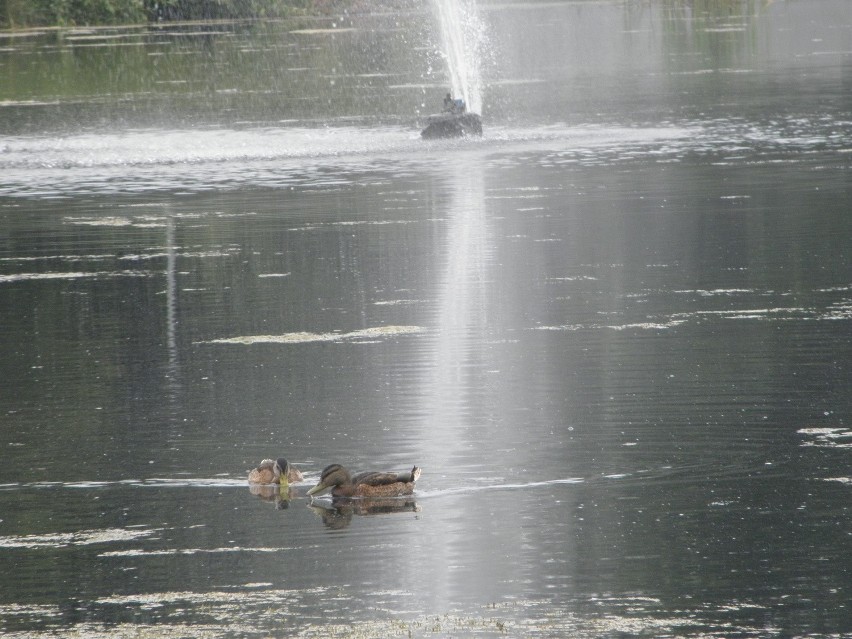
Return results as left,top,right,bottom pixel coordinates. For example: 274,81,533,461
247,458,303,485
306,463,421,498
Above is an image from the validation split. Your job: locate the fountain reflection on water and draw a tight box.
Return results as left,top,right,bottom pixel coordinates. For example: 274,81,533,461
417,153,490,550
423,160,489,456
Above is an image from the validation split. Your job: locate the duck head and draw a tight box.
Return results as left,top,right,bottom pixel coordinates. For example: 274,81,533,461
306,463,351,496
273,458,293,485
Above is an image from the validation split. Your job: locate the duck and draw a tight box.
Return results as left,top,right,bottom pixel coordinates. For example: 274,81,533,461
247,458,304,485
306,463,421,498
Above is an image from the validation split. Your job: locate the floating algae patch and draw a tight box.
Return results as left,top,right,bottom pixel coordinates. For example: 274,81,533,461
0,253,117,262
373,299,423,306
798,427,852,449
0,596,760,638
99,546,287,557
95,586,328,607
64,216,136,227
0,603,63,619
203,325,426,345
0,623,255,639
290,28,357,35
89,587,333,632
607,319,688,331
0,270,151,284
288,219,419,232
0,527,157,549
821,299,852,320
825,477,852,485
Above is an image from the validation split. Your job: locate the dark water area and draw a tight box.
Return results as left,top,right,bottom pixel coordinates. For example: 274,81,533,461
1,1,851,637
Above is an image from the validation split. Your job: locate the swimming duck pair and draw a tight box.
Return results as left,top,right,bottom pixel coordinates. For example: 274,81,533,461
248,457,421,497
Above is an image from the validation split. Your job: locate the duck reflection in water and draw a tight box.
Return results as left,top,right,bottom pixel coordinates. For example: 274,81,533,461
309,497,421,530
249,482,296,509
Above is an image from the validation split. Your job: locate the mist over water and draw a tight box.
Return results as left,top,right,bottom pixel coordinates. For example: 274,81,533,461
1,1,851,637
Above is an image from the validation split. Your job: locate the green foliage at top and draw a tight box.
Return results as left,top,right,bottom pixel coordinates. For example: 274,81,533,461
0,0,309,28
147,0,311,22
1,0,145,27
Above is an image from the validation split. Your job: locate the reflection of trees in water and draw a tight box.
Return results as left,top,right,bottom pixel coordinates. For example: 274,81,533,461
656,0,768,71
309,497,421,530
1,16,433,130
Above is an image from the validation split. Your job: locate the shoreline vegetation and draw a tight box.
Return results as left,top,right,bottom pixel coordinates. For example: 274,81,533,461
0,0,370,29
1,0,772,31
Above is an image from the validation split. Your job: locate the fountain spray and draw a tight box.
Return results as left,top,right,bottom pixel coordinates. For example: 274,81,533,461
432,0,487,114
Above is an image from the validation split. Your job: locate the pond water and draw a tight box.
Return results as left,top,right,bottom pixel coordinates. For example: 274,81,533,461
1,1,851,637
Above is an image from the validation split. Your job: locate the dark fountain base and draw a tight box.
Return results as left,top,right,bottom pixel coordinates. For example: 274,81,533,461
421,112,483,139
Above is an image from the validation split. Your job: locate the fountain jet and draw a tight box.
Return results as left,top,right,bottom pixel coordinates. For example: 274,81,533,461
422,0,486,139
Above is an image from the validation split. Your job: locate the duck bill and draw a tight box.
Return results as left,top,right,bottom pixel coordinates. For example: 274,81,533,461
306,482,330,496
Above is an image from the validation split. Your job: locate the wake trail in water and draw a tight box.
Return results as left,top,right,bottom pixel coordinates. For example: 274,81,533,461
2,458,793,496
416,476,585,498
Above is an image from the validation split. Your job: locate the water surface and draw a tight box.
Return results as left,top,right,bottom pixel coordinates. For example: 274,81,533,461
1,1,851,637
